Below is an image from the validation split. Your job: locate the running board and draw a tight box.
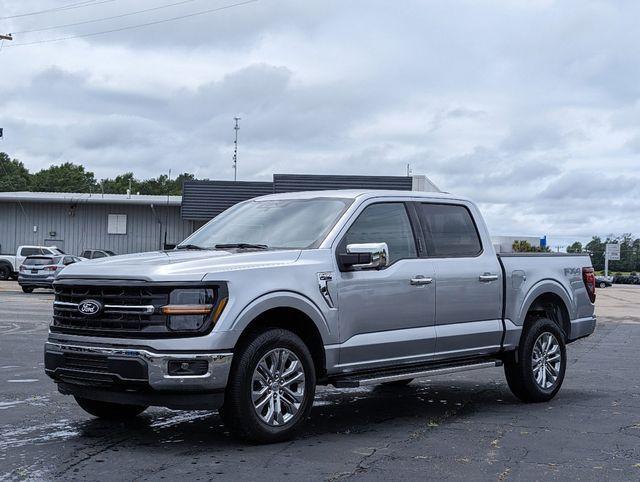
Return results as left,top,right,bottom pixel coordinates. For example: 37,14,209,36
330,360,502,388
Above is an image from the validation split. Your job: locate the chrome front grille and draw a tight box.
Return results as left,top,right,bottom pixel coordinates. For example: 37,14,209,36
52,283,171,337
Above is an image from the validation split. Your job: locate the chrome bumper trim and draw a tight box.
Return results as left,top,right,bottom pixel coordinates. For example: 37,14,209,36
45,341,233,390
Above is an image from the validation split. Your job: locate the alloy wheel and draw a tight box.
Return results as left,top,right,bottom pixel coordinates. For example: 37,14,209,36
251,348,306,426
532,332,562,389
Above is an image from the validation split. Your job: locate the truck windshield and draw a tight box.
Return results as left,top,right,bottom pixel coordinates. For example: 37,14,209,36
180,198,352,249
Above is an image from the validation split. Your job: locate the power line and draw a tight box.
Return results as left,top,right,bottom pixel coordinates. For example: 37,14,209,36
0,0,115,20
13,0,203,35
6,0,260,47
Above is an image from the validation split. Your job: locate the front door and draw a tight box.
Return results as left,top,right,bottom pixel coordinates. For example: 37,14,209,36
335,202,436,370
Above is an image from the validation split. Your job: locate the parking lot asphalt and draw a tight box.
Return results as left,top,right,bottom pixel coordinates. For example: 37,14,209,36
0,281,639,481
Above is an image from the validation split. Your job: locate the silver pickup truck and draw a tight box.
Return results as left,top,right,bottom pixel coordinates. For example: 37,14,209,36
44,190,597,442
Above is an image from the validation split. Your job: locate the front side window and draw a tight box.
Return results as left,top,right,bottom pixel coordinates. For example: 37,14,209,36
180,198,352,250
340,203,417,263
418,203,482,257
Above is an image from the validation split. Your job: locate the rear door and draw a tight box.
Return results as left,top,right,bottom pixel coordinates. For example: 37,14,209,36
335,201,436,370
415,202,503,359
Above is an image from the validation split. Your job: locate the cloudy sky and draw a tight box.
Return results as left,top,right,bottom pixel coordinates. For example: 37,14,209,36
1,0,639,247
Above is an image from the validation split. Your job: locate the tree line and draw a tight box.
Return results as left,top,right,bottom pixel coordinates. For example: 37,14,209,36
0,152,197,196
567,236,640,272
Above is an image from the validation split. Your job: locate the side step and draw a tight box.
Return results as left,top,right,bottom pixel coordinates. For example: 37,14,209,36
330,360,503,388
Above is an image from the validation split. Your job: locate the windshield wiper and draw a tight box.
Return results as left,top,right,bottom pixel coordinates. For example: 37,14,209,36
175,244,208,250
214,243,269,250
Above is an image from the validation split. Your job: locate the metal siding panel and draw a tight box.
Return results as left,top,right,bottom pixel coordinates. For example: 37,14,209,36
181,180,274,220
273,174,413,193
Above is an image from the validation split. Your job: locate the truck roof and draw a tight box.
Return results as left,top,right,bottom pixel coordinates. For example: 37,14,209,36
252,189,472,203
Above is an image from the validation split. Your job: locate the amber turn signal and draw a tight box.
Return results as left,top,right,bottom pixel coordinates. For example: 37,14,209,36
161,304,213,315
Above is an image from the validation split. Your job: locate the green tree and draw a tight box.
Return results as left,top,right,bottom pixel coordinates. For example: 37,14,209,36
31,162,97,192
585,236,604,270
512,240,551,253
566,241,583,253
100,172,141,194
0,152,31,191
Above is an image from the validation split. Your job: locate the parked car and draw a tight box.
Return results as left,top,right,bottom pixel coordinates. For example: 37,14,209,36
0,245,65,280
80,249,117,259
595,276,612,288
18,255,84,292
45,190,596,443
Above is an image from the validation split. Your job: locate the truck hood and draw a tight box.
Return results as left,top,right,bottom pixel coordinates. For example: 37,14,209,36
58,249,303,281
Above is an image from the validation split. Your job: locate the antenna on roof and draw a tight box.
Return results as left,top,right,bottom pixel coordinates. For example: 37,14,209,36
232,117,241,181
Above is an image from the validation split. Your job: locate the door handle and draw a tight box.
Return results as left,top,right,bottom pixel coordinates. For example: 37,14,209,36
479,273,499,282
410,275,433,286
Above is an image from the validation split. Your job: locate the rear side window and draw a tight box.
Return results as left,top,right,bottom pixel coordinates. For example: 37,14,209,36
340,203,417,263
93,251,107,258
418,203,482,257
81,251,91,258
20,248,42,256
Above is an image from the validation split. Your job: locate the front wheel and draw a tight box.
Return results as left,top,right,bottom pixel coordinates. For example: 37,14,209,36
74,397,147,419
222,328,316,443
504,318,566,403
599,282,607,288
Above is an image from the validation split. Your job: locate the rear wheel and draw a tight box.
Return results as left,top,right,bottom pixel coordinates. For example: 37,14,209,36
0,264,11,280
74,397,147,419
21,286,34,293
222,328,316,443
599,282,607,288
504,318,566,402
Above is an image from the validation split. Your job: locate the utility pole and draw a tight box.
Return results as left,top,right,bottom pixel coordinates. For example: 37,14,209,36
232,117,241,181
406,163,412,176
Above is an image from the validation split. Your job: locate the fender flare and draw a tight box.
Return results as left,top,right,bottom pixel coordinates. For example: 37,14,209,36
517,279,574,327
228,290,331,342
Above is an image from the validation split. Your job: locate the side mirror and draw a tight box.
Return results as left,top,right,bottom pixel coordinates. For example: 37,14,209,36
339,243,389,271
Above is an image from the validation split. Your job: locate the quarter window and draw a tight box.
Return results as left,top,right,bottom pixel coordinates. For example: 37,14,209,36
418,203,482,257
340,203,417,263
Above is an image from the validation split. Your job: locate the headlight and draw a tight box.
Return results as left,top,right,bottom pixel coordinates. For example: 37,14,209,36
162,287,228,332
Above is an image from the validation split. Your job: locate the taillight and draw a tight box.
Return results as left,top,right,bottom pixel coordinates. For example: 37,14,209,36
19,265,26,271
45,266,57,271
582,267,596,303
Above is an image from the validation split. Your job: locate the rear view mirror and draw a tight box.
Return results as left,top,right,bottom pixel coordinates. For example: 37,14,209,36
339,243,389,271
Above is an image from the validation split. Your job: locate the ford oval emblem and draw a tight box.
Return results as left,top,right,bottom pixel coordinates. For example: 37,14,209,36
78,299,102,316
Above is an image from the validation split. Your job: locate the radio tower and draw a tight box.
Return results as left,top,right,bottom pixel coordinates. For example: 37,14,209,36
232,117,241,181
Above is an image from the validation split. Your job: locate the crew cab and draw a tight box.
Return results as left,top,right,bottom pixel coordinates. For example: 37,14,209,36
44,190,596,443
0,245,65,280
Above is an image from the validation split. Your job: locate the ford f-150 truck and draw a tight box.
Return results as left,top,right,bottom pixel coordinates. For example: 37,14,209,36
44,190,597,443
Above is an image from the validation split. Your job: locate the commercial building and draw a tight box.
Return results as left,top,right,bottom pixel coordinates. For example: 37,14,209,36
0,173,438,256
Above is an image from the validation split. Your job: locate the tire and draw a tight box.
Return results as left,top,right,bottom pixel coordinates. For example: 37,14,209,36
0,264,11,281
599,282,607,288
504,318,566,403
381,378,413,387
21,286,34,293
222,328,316,443
74,397,147,419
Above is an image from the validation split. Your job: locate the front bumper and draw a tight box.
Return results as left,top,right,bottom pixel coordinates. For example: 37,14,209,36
44,341,233,409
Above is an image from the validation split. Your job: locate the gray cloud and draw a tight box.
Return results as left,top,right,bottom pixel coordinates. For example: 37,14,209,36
0,0,639,241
